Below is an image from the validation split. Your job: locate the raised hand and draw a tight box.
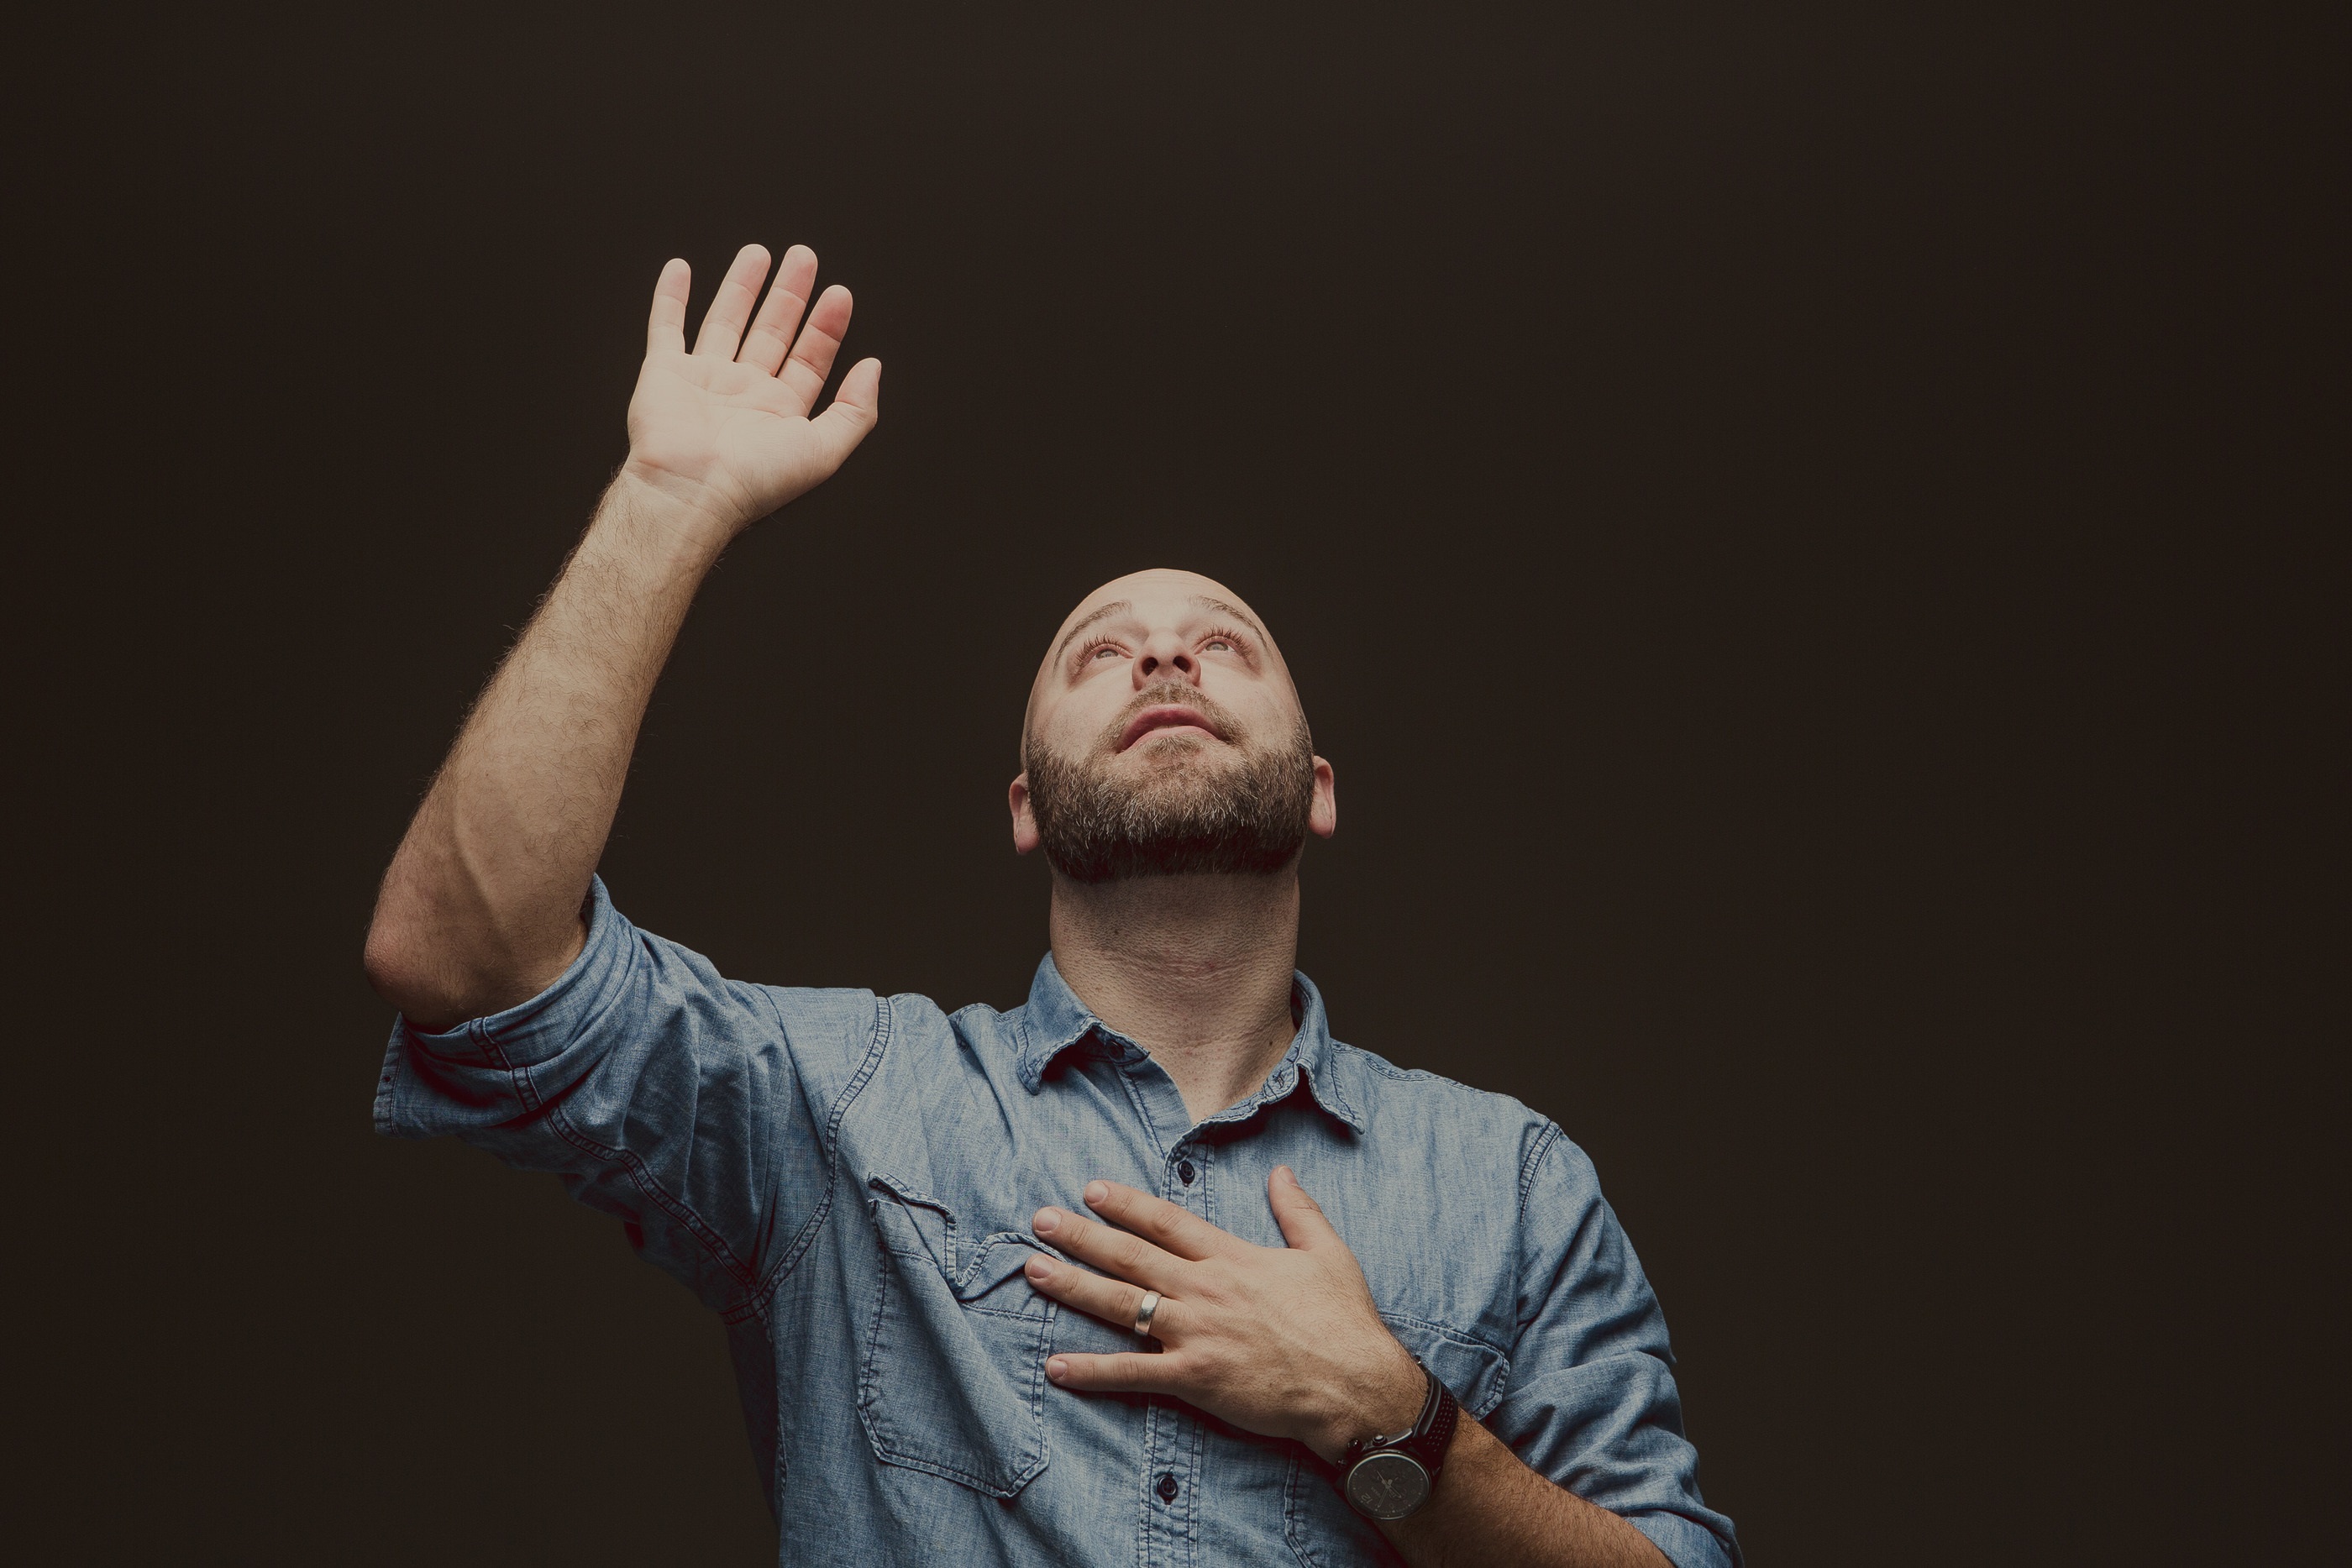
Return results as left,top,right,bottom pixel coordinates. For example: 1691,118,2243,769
1025,1168,1429,1464
620,244,881,547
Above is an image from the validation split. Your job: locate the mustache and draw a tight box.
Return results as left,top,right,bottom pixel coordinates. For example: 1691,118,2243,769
1096,683,1247,751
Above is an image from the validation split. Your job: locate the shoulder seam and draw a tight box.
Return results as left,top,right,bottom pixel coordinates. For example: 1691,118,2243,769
1499,1119,1570,1407
727,989,895,1326
1518,1119,1564,1227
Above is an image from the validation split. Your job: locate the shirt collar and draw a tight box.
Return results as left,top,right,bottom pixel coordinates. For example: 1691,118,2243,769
1014,952,1365,1134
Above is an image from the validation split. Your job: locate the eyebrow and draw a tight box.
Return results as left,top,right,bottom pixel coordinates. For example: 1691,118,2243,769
1190,595,1268,642
1056,600,1132,660
1053,594,1270,663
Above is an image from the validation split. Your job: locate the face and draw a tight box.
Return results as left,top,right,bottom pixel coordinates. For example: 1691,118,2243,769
1011,569,1337,881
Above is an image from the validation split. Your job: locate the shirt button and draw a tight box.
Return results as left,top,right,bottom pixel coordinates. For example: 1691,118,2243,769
1156,1471,1180,1503
1177,1160,1196,1186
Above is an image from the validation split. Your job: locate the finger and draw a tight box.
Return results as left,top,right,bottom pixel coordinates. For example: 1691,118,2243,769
1022,1253,1185,1340
776,283,853,414
646,258,690,355
1045,1350,1187,1396
1268,1166,1344,1251
1032,1203,1186,1292
691,244,773,359
736,244,818,376
1084,1179,1252,1262
802,357,882,469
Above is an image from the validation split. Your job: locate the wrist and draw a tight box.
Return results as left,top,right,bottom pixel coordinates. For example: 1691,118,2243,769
594,467,740,572
1310,1338,1427,1466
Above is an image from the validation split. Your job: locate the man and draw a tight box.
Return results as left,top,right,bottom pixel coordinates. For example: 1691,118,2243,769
365,242,1740,1568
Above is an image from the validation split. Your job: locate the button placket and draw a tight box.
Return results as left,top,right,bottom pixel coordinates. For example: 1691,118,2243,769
1171,1408,1210,1561
1137,1398,1203,1565
1167,1141,1211,1231
1168,1142,1202,1199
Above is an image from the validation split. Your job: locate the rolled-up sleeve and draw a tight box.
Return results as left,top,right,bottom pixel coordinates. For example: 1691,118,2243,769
1489,1125,1742,1568
372,876,876,1318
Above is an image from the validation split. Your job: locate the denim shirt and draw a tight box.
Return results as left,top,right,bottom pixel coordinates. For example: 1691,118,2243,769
375,878,1739,1567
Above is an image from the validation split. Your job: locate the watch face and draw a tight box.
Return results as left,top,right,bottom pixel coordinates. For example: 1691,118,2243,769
1345,1450,1431,1521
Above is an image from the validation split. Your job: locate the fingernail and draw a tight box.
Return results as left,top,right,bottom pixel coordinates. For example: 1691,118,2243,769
1084,1181,1110,1206
1025,1255,1052,1281
1047,1357,1069,1382
1034,1208,1062,1234
1276,1165,1297,1185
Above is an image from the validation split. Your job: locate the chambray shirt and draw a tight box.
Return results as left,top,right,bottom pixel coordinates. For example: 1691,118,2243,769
375,878,1739,1567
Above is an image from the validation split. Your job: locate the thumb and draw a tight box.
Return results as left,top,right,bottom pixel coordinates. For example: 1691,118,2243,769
806,358,882,468
1268,1166,1342,1251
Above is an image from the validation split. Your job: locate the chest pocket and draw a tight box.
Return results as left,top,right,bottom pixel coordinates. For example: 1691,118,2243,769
854,1172,1056,1498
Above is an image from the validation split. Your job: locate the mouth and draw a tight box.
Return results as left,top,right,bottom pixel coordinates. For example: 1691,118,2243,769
1117,704,1225,752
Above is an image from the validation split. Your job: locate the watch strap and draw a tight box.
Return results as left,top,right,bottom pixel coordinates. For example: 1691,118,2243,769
1340,1359,1460,1518
1400,1370,1459,1473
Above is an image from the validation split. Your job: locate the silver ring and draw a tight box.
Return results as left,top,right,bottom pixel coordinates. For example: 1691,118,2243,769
1132,1289,1162,1339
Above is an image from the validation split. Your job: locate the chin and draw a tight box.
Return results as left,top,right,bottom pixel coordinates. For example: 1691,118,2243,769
1118,747,1235,795
1123,741,1247,792
1129,733,1211,763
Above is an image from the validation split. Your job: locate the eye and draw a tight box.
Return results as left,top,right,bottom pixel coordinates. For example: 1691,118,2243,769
1200,625,1250,655
1089,643,1122,660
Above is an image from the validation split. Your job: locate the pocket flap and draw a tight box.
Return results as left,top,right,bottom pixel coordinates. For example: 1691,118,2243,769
866,1172,1055,1307
957,1233,1054,1309
1381,1313,1511,1419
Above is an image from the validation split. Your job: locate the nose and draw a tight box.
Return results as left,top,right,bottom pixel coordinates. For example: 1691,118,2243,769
1134,629,1200,688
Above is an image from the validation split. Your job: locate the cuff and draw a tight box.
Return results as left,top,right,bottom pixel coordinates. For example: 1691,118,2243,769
1627,1509,1741,1568
371,875,627,1135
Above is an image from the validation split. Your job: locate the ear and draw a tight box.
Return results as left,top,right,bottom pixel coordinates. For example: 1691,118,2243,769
1308,756,1337,839
1009,773,1041,854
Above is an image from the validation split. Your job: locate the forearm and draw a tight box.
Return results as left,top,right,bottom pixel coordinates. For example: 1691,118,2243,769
1382,1414,1672,1568
365,472,727,1027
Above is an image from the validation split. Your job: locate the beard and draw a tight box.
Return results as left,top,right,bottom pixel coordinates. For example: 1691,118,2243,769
1024,689,1317,884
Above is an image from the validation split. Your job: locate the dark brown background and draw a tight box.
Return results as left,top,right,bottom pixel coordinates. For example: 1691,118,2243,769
8,4,2337,1564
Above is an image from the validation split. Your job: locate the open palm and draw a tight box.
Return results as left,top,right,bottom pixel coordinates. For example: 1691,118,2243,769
622,243,880,540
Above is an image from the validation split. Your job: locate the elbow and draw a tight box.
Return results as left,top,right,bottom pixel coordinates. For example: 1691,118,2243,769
357,921,409,1006
363,889,540,1031
362,903,454,1027
361,868,579,1028
361,913,423,1014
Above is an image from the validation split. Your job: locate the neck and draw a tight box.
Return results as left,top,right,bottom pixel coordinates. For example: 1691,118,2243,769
1047,866,1304,1124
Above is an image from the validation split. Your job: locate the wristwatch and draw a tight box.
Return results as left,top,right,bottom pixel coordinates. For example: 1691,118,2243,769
1339,1358,1461,1521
